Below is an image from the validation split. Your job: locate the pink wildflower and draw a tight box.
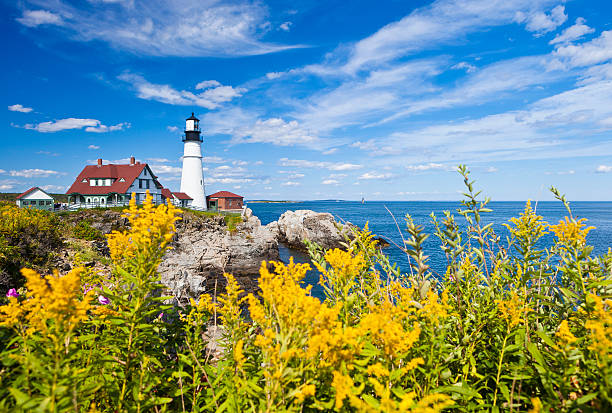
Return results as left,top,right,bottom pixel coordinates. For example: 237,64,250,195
98,295,110,305
6,288,18,298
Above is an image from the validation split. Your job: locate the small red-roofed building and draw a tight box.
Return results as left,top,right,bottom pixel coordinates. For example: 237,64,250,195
15,187,55,211
206,191,244,211
66,157,164,208
161,188,193,208
172,192,193,208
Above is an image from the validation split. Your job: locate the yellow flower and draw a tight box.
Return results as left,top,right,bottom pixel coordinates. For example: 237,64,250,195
584,294,611,364
332,371,355,410
0,267,92,335
549,216,594,248
504,201,548,245
234,339,245,369
106,190,181,267
496,291,526,328
528,397,542,413
366,363,389,377
556,320,577,346
294,383,315,403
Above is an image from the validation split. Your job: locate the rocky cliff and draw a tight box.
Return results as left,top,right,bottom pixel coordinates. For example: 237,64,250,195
55,207,355,302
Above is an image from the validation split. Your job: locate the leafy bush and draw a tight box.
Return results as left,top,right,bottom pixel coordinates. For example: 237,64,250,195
0,171,611,412
0,202,63,292
71,220,104,241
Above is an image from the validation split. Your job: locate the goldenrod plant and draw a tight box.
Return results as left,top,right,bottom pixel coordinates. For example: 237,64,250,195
0,169,611,412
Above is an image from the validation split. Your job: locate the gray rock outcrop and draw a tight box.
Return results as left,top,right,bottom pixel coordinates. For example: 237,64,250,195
159,213,279,304
276,209,354,251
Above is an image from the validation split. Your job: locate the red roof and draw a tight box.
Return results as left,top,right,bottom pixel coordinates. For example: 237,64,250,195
172,192,192,200
66,163,149,195
16,187,49,199
161,188,173,199
207,191,243,199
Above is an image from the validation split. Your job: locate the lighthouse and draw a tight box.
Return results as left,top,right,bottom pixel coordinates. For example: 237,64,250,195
180,113,207,210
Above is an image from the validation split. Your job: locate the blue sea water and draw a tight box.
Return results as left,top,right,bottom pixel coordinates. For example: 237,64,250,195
247,201,612,298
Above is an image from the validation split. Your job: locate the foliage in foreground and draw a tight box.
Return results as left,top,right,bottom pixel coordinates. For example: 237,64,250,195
0,202,64,292
0,168,611,412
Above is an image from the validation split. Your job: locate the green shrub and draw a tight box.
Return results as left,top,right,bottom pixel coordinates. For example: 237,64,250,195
71,220,104,241
0,202,63,292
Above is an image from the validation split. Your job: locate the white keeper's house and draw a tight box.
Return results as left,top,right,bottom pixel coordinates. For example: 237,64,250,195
66,157,163,207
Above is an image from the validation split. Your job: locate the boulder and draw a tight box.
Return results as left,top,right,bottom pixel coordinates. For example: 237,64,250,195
276,210,353,251
159,213,279,304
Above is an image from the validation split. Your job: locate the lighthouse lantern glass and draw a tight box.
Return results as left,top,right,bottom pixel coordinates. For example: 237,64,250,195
186,119,195,131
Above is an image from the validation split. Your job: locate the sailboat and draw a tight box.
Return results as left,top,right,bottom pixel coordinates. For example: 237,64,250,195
361,197,365,204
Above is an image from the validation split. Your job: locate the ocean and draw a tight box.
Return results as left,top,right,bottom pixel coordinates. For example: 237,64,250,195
247,201,612,299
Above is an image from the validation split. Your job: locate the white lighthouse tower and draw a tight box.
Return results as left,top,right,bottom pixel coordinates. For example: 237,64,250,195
180,113,207,210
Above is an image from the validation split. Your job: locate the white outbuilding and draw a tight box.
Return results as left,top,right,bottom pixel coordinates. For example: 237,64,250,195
15,187,55,211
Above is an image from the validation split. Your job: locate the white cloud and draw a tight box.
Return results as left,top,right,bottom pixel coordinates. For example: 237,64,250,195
266,72,283,80
85,122,129,133
379,55,564,124
8,104,33,113
322,148,338,155
281,181,301,186
405,163,448,171
147,157,171,163
486,167,498,173
322,179,339,185
288,173,304,179
358,172,395,180
0,184,14,190
232,118,322,147
279,21,292,31
16,1,300,57
17,9,63,27
451,62,477,73
279,158,362,171
355,78,612,163
23,118,127,133
9,169,62,178
515,5,567,36
596,165,612,173
343,0,561,73
40,184,66,192
553,30,612,69
167,126,179,132
254,160,264,165
118,73,245,109
88,144,100,150
150,165,182,175
550,18,594,45
545,170,575,175
36,150,59,156
195,80,221,89
203,156,226,164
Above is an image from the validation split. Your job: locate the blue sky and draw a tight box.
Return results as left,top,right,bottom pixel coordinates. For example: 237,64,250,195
2,0,612,200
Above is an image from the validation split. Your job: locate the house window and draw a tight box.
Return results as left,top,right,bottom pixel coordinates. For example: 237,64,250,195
46,201,51,205
119,178,125,182
82,178,87,183
38,200,44,205
90,179,96,186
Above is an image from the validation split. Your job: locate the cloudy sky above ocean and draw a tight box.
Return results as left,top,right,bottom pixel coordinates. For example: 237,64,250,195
2,0,612,200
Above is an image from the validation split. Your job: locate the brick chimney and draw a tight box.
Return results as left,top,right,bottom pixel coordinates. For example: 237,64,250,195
97,158,102,167
130,156,135,165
